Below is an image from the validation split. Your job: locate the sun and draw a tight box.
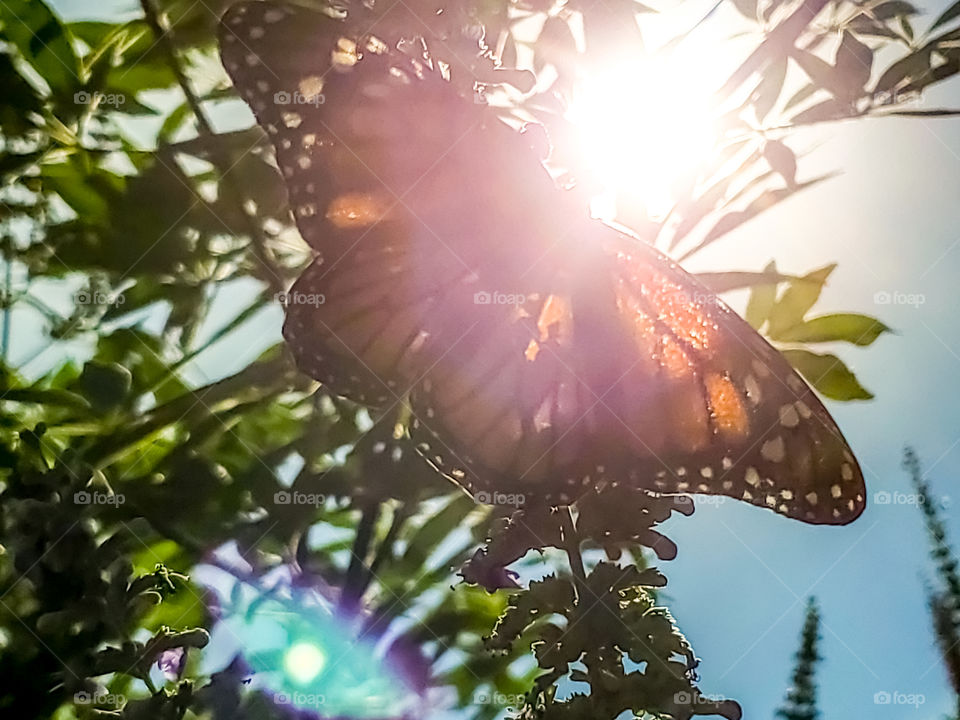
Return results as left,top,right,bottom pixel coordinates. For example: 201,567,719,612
566,54,719,221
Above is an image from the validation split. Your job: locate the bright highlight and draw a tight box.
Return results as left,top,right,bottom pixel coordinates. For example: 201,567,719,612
284,641,328,684
567,56,718,219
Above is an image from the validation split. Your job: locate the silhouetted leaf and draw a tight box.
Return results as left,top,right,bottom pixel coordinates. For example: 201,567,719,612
763,139,797,187
790,97,848,124
835,31,873,99
679,175,836,260
753,57,787,121
871,1,919,20
931,0,960,31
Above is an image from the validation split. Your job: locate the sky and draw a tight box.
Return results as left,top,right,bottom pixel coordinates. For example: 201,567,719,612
18,0,960,718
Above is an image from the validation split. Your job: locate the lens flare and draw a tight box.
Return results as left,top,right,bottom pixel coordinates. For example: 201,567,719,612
566,56,718,219
284,641,327,684
196,561,428,718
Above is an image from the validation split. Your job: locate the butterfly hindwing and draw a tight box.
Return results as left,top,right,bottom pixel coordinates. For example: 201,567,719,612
410,234,866,525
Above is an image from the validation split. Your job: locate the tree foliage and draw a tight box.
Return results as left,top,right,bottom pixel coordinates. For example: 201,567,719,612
0,0,957,717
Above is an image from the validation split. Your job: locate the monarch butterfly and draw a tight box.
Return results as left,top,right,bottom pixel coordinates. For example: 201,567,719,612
219,1,866,525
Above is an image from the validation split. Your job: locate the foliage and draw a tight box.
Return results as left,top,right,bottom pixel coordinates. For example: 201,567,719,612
0,0,957,717
774,597,822,720
905,447,960,713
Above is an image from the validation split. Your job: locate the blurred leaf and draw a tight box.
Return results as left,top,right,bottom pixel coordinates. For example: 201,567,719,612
0,0,79,103
773,313,892,346
76,360,132,411
871,1,919,20
693,266,796,293
766,263,835,337
679,175,837,261
931,0,960,31
753,57,787,121
783,82,820,112
729,0,759,20
835,31,873,100
874,47,933,94
791,48,845,99
790,97,848,124
745,260,779,329
763,139,797,187
781,349,874,400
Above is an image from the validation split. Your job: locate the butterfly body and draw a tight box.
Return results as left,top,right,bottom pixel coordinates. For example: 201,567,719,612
220,1,866,524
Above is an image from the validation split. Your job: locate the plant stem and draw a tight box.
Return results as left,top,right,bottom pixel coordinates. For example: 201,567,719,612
340,501,380,613
559,506,586,596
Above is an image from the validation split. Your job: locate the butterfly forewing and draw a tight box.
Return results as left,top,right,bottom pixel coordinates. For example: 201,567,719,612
221,2,866,525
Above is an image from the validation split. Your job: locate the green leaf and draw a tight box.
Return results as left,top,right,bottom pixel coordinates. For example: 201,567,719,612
931,0,960,31
766,264,835,337
745,260,780,329
694,267,798,294
0,0,79,102
781,349,874,400
76,360,132,410
774,313,892,346
873,48,933,95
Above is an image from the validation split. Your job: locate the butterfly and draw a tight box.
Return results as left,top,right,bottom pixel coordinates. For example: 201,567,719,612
219,1,866,525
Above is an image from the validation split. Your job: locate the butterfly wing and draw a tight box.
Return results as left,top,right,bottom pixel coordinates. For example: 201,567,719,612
221,1,562,404
410,231,866,525
220,2,866,525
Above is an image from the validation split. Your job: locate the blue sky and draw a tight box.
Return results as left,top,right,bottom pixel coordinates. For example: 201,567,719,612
22,0,960,717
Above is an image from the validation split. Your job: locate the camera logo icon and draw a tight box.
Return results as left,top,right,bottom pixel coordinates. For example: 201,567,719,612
274,490,291,505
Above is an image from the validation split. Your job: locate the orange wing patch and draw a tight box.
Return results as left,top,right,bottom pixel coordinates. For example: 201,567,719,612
704,372,749,440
